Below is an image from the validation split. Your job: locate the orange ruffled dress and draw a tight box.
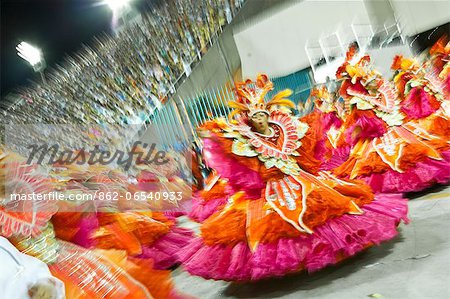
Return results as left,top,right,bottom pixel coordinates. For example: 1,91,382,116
332,52,450,193
50,161,193,270
0,150,183,299
179,112,408,281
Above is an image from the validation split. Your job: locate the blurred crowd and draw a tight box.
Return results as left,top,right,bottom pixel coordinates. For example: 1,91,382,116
2,0,245,147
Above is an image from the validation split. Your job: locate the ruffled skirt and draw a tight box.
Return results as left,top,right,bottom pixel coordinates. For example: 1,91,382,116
179,194,408,281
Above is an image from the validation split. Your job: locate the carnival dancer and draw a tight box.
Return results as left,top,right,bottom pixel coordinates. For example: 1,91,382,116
179,74,408,281
300,85,349,170
0,148,183,299
391,52,449,143
333,48,450,193
49,150,193,270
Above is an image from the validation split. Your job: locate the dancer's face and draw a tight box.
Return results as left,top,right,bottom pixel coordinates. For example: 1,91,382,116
250,112,269,134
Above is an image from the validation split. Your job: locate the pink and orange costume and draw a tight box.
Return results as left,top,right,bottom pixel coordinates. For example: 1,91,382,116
180,75,408,281
0,148,189,299
332,47,450,193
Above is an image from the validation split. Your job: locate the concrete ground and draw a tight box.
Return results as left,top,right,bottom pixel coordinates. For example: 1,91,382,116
172,185,450,299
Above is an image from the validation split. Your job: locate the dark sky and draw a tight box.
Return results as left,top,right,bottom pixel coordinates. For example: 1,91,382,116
2,1,447,98
1,0,121,96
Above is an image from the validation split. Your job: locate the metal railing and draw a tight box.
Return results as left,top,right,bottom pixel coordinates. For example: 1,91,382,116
147,69,314,148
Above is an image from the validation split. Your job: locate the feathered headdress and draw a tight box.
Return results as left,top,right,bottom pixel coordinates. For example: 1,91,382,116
429,36,450,76
310,85,331,100
430,36,449,57
391,55,419,71
336,44,376,82
228,74,295,122
309,86,335,113
336,44,358,79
